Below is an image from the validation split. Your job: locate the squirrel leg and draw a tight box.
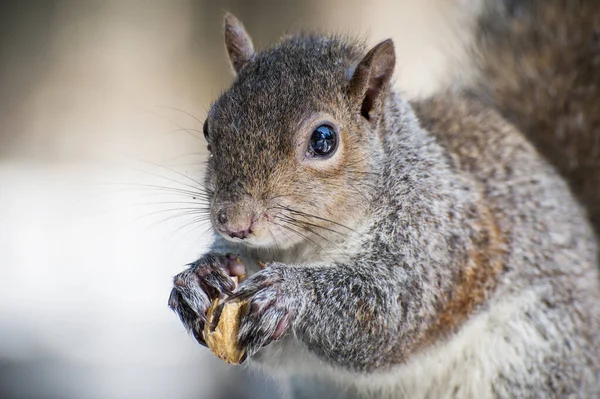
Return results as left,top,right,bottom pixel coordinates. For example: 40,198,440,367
229,261,408,373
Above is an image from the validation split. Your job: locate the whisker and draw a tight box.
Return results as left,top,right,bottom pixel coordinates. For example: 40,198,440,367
276,216,347,252
277,214,346,237
134,207,210,221
91,185,209,201
197,223,216,240
164,127,202,140
267,226,282,252
131,200,209,207
346,176,378,191
128,161,211,195
347,169,382,176
141,210,211,229
347,181,370,202
109,183,211,199
170,215,213,238
284,220,333,246
345,155,372,169
156,105,204,127
275,205,356,232
273,221,295,245
272,221,325,252
167,127,203,135
161,152,205,166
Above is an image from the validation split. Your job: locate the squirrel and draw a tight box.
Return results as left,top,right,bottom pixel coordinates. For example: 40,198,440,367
168,1,600,398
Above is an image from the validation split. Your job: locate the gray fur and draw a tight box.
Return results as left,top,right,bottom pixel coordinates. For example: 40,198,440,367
169,3,600,397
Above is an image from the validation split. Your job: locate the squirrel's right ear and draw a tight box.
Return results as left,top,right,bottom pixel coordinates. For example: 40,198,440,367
348,39,396,123
223,13,255,74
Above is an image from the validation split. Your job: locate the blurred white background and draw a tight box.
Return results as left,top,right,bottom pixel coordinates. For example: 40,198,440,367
0,1,469,398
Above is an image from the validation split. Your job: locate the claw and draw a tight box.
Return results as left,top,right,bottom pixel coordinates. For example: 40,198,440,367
212,294,248,330
167,287,181,310
170,253,251,352
209,301,224,333
169,288,209,324
192,327,208,348
238,306,287,355
222,288,258,305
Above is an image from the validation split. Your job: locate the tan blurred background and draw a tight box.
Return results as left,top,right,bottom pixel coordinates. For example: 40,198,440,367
0,1,470,398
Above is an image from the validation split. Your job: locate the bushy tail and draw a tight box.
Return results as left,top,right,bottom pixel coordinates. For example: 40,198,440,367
472,0,600,234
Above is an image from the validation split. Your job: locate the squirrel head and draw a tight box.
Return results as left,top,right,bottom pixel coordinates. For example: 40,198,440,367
203,13,396,249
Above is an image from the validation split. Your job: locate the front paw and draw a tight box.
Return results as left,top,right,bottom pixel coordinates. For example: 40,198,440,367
223,264,304,357
168,253,245,346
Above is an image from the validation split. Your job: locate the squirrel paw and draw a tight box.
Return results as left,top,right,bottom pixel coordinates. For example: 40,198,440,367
168,253,245,346
222,264,298,357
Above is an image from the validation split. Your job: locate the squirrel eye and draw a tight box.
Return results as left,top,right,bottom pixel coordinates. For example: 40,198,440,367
308,125,337,157
203,119,210,141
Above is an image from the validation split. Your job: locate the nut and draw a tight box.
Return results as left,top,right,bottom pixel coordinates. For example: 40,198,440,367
202,276,248,364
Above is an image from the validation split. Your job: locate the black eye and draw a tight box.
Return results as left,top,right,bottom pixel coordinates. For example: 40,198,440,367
203,119,209,141
308,125,337,157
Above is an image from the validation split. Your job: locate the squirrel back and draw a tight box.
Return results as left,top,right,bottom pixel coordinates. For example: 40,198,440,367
470,0,600,235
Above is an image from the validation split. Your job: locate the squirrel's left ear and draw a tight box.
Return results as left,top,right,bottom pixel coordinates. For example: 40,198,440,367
348,39,396,123
223,13,255,74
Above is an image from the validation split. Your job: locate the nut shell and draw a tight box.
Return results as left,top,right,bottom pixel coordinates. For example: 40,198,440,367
203,297,248,364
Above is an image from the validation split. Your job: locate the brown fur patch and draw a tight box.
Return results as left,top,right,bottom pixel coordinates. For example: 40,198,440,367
436,202,505,333
409,96,510,353
412,199,506,353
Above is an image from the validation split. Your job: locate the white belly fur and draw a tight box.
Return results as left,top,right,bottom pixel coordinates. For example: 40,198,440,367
249,289,545,399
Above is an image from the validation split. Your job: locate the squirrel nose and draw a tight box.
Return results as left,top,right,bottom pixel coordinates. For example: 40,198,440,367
227,227,252,239
216,208,253,239
217,210,228,225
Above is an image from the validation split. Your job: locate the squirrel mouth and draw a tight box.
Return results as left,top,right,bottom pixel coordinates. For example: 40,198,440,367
215,221,299,250
212,202,313,249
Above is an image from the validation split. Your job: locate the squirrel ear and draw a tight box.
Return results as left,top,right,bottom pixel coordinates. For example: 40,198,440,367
348,39,396,122
223,13,255,74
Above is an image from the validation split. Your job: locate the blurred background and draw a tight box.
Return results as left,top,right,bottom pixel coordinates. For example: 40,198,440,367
0,1,470,398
